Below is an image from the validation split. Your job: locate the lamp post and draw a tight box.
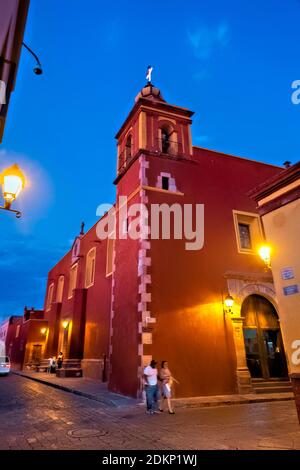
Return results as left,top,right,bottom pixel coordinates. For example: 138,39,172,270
0,164,25,218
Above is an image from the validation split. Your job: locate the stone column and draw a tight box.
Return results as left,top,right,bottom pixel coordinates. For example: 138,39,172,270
231,316,253,394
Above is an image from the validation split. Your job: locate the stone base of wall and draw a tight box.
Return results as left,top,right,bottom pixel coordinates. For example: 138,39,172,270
236,367,253,394
81,359,108,381
56,368,82,378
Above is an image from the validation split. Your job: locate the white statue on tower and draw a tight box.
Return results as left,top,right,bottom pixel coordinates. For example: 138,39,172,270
146,65,153,83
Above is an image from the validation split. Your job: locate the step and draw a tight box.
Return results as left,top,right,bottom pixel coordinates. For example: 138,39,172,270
254,381,292,388
56,368,82,378
58,360,81,369
254,385,293,394
252,377,290,383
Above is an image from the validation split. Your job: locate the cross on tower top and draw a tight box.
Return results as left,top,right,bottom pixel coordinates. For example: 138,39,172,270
146,65,153,83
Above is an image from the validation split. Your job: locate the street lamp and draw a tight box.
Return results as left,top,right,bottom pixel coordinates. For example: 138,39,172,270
22,42,43,75
223,294,235,314
0,164,25,218
258,245,271,270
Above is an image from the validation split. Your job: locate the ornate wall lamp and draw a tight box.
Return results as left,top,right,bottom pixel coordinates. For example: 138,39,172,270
223,294,235,315
62,321,69,330
258,245,272,271
0,164,25,218
40,328,47,335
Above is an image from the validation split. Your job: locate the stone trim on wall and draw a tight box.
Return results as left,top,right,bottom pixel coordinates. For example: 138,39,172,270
156,171,177,192
107,240,116,383
137,155,156,397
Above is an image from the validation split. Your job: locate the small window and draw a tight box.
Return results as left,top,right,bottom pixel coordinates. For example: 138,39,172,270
46,283,54,311
233,211,264,254
125,135,132,161
15,324,20,338
238,223,252,250
68,264,78,299
85,248,96,288
162,176,169,190
56,275,64,302
106,236,115,277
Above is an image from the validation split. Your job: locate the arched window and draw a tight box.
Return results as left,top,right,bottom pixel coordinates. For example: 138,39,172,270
85,248,96,288
46,282,54,311
68,263,78,299
56,275,64,303
161,129,170,153
125,135,132,161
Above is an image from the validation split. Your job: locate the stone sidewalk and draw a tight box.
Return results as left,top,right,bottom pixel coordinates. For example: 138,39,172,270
13,369,295,410
13,370,138,407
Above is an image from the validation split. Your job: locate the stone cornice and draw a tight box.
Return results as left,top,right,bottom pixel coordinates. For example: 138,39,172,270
224,270,273,283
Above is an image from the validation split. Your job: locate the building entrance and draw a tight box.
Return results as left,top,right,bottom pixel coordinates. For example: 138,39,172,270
241,295,288,379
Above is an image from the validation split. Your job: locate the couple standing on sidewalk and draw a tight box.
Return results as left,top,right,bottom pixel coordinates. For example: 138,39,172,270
143,359,179,414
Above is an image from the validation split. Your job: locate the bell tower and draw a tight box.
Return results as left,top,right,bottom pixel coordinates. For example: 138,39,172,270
115,81,194,180
109,78,195,398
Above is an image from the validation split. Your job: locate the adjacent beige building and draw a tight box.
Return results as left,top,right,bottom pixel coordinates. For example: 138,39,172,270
251,161,300,421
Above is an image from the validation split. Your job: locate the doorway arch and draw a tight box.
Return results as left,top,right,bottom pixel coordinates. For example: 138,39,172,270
241,294,288,379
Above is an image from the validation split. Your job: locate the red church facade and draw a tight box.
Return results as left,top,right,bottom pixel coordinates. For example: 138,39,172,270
41,83,288,398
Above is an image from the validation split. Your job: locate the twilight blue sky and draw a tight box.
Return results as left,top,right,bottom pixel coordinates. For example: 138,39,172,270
0,0,299,319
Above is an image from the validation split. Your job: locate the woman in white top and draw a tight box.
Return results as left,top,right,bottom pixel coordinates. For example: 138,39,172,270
159,360,178,414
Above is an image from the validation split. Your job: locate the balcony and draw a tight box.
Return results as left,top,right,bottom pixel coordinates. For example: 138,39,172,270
117,140,185,176
155,138,183,156
117,149,135,175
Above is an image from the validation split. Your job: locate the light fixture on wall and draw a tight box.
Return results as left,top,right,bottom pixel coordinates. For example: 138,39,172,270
258,245,271,270
0,164,25,218
223,294,235,314
22,42,43,75
40,328,47,335
62,321,69,329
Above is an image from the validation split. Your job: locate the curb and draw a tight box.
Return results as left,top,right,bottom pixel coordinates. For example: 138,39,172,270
13,371,294,410
12,371,124,408
173,394,295,409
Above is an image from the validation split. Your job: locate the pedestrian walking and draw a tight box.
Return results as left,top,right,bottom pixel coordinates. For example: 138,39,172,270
143,359,160,414
57,352,63,369
47,357,53,373
50,356,57,374
159,360,179,414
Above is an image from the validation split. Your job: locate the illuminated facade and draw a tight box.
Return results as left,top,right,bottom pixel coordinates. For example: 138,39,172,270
41,83,291,397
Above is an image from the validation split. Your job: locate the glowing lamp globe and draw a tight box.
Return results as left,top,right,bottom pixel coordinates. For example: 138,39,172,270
258,245,271,268
1,164,25,205
224,295,234,309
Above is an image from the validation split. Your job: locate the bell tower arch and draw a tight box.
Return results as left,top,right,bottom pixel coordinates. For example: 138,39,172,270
115,82,194,181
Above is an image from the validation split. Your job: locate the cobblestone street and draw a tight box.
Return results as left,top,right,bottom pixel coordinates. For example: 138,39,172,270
1,374,300,450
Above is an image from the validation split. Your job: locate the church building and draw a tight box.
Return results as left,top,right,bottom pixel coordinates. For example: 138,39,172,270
42,80,290,398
